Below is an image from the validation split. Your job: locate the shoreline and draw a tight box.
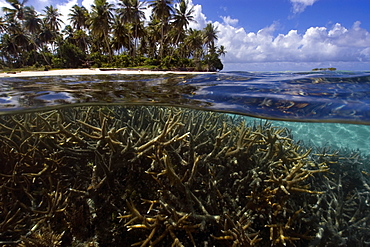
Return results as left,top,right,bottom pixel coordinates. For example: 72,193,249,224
0,68,217,77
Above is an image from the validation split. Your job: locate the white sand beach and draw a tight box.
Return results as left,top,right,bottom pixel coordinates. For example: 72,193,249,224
0,68,216,77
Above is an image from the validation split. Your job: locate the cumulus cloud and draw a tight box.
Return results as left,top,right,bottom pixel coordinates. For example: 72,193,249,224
175,0,370,68
221,16,238,27
56,0,78,26
81,0,94,12
215,19,370,65
0,0,11,17
290,0,319,14
188,0,208,30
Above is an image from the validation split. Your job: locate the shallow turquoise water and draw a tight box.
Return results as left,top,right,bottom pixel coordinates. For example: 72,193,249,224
261,119,370,155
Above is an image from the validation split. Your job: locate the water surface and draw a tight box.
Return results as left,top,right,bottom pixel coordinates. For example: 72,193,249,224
1,71,370,124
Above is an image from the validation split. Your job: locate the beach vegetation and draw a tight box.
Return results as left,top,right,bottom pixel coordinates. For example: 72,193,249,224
312,67,337,71
0,0,226,71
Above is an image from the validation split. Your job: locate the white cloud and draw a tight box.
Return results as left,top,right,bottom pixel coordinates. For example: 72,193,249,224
290,0,319,14
188,1,208,30
0,0,11,17
215,20,370,65
56,0,78,27
183,1,370,68
221,16,238,27
142,3,152,24
81,0,94,12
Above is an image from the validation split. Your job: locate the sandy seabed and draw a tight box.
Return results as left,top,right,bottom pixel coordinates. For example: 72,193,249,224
0,68,215,77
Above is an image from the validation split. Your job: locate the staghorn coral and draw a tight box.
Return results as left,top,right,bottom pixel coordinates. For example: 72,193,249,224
0,105,368,246
17,225,64,247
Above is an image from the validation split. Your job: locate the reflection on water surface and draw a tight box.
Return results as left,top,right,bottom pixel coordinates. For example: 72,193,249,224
1,71,370,124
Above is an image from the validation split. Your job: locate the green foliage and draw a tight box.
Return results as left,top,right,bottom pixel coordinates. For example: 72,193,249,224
312,67,337,71
204,52,223,72
21,50,41,67
55,42,86,68
161,55,176,69
144,58,159,66
0,0,225,71
90,52,109,68
51,57,64,68
112,54,131,67
176,57,194,69
133,56,146,67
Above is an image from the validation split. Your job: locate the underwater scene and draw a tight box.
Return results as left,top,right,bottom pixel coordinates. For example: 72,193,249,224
0,72,370,246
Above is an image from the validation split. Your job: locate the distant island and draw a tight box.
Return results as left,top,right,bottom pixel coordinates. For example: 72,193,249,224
0,0,226,72
312,67,337,71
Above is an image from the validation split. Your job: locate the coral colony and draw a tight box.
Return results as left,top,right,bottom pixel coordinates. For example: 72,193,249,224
0,106,369,246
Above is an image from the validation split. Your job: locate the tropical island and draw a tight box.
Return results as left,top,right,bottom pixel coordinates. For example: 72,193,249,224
0,0,226,72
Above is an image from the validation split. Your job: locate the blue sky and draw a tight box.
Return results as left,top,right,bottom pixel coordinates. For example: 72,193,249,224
1,0,370,71
195,0,370,35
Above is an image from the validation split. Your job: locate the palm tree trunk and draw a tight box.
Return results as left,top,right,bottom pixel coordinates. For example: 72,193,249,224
104,32,112,61
168,31,181,62
134,25,138,58
160,23,164,60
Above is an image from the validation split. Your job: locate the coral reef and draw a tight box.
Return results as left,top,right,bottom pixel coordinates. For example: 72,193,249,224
0,106,369,246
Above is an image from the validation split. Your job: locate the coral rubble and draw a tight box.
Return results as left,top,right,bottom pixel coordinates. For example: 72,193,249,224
0,106,369,246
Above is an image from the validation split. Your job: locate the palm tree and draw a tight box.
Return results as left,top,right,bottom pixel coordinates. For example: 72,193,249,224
0,0,225,70
172,0,194,42
2,0,28,22
89,0,114,60
143,19,161,58
68,5,90,54
73,29,90,53
62,25,74,43
6,21,30,66
0,34,18,66
39,20,54,46
42,5,63,53
170,0,194,58
0,17,8,33
203,22,219,52
117,0,146,57
68,5,89,31
149,0,174,59
23,6,41,34
111,15,131,53
185,28,203,59
43,5,63,33
149,0,173,22
23,6,47,65
217,45,226,57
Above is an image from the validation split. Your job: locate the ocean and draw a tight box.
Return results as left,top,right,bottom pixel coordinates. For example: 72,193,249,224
0,71,369,246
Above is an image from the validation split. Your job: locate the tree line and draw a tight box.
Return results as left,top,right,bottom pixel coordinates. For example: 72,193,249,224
0,0,226,71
